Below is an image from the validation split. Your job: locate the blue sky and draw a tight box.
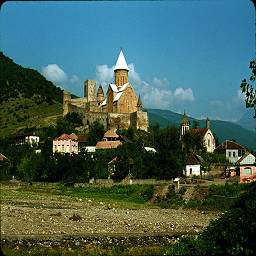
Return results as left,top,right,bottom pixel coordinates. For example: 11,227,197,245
1,1,255,122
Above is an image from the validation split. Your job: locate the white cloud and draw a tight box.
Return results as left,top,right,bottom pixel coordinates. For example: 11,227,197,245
152,77,169,88
128,63,141,85
174,88,195,101
96,64,114,89
42,64,68,85
95,63,195,110
70,75,80,85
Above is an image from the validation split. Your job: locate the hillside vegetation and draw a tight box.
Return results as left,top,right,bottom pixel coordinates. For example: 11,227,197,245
0,52,63,136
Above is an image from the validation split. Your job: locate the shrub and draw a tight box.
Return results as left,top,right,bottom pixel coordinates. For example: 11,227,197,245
165,182,256,255
178,186,187,195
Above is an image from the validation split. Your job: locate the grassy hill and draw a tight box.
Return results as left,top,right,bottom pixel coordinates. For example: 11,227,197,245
0,52,63,137
0,97,62,137
147,109,256,150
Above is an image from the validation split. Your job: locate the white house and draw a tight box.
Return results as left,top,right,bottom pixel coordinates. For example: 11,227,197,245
215,140,246,164
15,133,40,146
236,152,256,165
53,133,78,154
184,153,204,176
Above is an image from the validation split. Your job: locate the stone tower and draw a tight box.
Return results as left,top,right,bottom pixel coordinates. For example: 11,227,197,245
97,85,105,104
180,111,190,136
114,50,129,88
84,80,96,102
63,91,71,116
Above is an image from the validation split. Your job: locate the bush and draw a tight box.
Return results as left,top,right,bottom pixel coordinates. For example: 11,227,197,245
165,182,256,255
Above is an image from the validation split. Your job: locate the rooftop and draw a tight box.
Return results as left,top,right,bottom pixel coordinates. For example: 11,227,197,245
114,50,129,71
104,130,119,138
96,141,122,149
215,140,246,151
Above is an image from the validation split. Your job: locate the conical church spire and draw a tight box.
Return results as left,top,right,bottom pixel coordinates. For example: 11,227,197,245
114,49,129,71
137,95,143,111
114,49,129,87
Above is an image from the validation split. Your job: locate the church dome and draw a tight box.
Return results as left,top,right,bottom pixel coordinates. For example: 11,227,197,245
181,112,189,125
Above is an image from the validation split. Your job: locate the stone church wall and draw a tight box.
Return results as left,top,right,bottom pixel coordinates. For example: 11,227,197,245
108,113,131,130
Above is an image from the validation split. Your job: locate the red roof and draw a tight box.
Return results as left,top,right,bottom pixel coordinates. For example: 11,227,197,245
104,130,119,138
55,133,77,141
96,141,122,149
77,135,88,143
215,140,245,151
189,128,209,137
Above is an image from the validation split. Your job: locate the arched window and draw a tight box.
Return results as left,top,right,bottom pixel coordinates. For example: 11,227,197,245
244,168,252,175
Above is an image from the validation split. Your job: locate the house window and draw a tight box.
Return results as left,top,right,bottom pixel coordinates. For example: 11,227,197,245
229,152,231,157
244,168,252,175
208,139,210,147
62,145,64,152
190,168,192,175
233,152,236,157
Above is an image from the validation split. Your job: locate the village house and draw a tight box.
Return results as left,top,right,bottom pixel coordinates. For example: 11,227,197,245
15,132,40,146
180,113,216,153
237,152,256,183
215,140,246,164
53,133,78,154
184,153,204,177
52,133,88,154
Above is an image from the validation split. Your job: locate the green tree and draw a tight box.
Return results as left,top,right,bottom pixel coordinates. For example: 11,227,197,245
56,112,83,135
87,120,105,145
182,132,206,154
240,59,256,118
154,126,183,179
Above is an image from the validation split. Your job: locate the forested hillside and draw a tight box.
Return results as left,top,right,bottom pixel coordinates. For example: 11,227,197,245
0,52,62,103
0,52,63,136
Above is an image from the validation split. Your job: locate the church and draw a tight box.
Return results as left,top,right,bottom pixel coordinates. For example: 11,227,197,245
180,112,216,153
63,50,148,131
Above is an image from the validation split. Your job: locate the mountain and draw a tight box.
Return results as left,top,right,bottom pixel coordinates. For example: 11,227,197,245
236,109,255,132
0,52,63,137
147,109,256,150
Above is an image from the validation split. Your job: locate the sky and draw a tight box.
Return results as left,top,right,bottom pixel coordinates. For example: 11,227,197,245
1,0,255,122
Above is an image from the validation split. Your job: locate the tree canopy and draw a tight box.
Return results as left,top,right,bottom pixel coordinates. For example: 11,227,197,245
240,59,256,118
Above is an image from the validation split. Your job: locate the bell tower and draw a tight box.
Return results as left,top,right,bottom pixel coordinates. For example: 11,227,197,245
114,49,129,88
180,111,190,136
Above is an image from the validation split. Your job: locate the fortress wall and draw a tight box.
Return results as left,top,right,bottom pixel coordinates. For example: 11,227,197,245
130,111,148,132
108,113,131,130
82,112,108,129
69,98,88,108
66,104,86,117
